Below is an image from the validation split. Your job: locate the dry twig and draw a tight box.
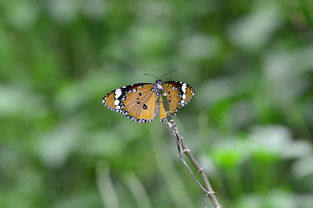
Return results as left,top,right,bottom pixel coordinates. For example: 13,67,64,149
158,87,223,208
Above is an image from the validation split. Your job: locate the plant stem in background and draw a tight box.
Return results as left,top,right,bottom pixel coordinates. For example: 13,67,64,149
96,163,120,208
158,87,223,208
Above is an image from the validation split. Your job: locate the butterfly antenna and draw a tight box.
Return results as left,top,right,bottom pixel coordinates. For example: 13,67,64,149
158,69,178,79
144,72,158,79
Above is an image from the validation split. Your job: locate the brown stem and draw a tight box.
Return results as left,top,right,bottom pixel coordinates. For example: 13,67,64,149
158,88,223,208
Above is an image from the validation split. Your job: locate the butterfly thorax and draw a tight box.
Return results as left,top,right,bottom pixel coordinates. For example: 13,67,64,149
152,80,163,96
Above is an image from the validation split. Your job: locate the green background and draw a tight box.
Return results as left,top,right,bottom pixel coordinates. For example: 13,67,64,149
0,0,313,207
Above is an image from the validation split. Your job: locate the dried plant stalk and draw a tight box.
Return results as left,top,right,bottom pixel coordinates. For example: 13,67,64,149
158,87,223,208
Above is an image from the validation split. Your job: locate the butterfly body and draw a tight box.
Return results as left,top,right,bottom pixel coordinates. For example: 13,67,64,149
102,80,194,123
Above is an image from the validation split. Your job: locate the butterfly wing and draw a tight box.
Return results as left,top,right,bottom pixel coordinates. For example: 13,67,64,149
102,83,157,123
159,81,194,121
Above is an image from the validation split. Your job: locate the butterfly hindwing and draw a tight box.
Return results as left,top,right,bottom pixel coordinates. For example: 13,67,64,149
159,81,194,121
102,83,156,123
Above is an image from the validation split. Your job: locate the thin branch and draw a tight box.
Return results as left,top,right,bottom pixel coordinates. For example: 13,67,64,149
150,126,194,208
167,121,211,195
158,87,223,208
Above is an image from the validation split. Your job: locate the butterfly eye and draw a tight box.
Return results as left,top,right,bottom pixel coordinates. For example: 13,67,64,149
143,104,147,109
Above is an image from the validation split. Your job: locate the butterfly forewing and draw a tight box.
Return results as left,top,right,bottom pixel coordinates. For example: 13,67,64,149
158,83,180,119
102,83,157,123
159,81,194,121
123,84,156,123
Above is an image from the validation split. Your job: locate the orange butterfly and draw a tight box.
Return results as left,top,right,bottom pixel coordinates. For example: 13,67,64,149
102,76,194,123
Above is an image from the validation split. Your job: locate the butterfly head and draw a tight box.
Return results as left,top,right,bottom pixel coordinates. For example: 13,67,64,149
150,79,164,96
155,80,163,90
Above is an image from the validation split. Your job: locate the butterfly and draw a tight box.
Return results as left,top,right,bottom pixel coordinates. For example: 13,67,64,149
102,73,194,123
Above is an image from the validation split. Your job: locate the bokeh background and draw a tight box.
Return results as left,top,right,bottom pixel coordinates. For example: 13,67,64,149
1,0,313,207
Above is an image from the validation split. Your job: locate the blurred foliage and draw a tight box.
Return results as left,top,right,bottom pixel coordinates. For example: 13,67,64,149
0,0,313,208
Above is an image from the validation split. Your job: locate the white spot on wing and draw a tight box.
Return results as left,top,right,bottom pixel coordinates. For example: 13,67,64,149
182,83,187,93
114,100,120,105
182,94,186,99
115,89,122,99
